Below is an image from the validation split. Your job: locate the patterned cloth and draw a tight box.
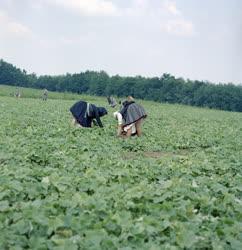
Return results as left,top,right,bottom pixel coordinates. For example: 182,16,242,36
120,101,147,126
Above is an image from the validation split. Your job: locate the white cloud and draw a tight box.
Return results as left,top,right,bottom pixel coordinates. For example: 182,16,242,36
160,1,195,37
45,0,119,16
163,0,181,16
8,21,30,35
0,10,31,37
122,0,195,37
162,19,194,36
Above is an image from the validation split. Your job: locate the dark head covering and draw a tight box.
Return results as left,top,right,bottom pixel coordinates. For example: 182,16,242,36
98,107,108,117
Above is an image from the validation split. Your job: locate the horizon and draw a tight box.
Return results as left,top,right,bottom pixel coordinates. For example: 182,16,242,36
0,0,241,84
2,58,241,86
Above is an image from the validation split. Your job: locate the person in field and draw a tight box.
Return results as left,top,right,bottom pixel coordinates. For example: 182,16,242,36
42,89,48,101
70,100,107,128
15,88,21,98
113,111,137,137
114,96,147,138
107,96,117,108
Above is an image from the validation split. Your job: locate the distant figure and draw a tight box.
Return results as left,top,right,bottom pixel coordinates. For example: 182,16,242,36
15,88,21,98
107,96,117,108
118,96,147,138
42,89,48,101
70,100,108,128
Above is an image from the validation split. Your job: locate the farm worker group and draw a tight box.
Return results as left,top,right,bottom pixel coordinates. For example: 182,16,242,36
14,88,49,101
70,95,147,138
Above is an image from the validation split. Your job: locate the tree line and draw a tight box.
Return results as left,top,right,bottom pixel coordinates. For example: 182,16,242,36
1,59,242,112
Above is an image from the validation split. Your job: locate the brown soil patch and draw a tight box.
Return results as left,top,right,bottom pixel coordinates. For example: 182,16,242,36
121,150,190,160
122,152,137,160
143,151,165,158
143,150,190,159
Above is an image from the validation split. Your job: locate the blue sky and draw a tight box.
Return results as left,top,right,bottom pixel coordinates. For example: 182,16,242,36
0,0,241,84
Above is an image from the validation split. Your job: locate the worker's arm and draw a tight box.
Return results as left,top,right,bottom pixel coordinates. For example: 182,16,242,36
116,112,123,136
93,107,103,127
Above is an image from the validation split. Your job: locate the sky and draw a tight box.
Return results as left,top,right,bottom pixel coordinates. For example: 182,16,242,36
0,0,241,84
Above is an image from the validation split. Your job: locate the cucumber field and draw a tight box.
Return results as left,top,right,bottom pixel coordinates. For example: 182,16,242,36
0,86,242,249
